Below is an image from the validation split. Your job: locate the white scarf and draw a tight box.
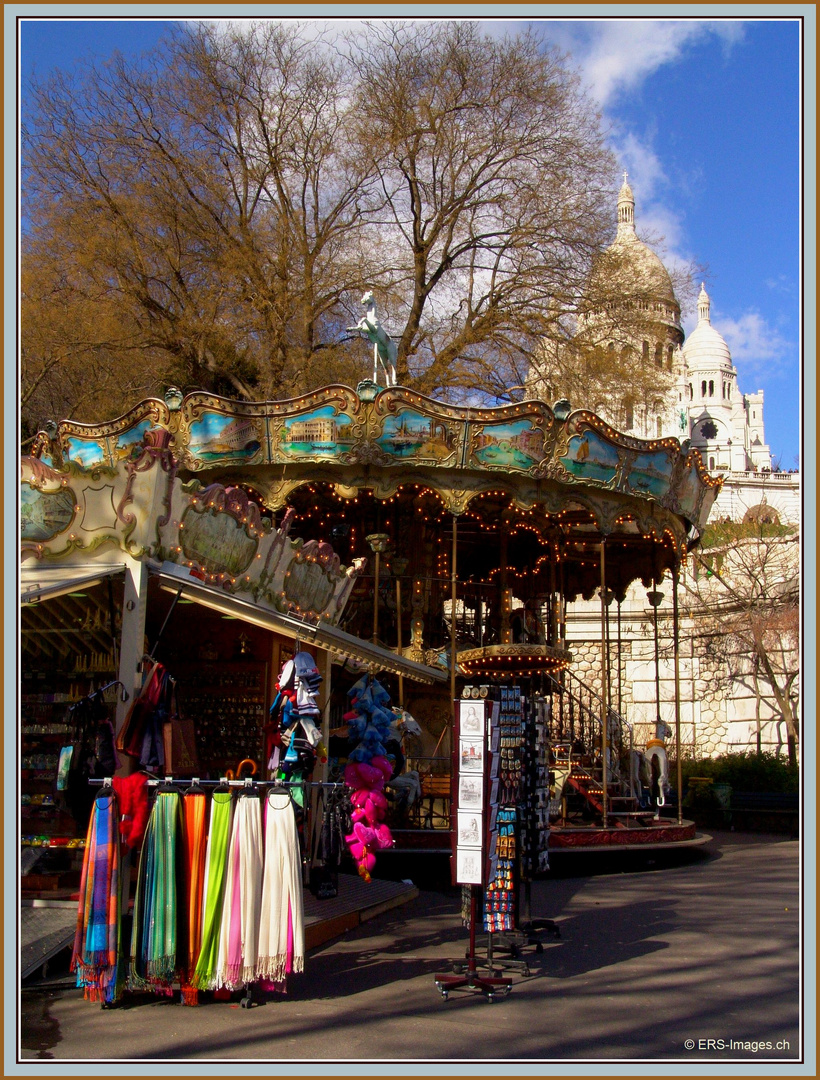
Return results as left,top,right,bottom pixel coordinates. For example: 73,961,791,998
257,791,305,982
215,793,264,989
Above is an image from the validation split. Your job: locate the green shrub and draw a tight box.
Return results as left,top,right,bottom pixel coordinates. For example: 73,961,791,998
670,751,798,793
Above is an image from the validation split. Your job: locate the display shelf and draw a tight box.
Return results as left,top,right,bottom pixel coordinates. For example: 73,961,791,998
173,660,269,776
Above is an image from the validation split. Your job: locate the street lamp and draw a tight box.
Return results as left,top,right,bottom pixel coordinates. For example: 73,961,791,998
366,533,390,645
391,556,409,707
646,587,665,728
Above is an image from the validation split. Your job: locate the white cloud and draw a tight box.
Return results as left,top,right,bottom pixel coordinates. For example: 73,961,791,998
711,309,794,376
543,19,745,108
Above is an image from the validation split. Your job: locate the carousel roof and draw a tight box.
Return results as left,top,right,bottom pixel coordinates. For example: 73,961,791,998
27,383,720,610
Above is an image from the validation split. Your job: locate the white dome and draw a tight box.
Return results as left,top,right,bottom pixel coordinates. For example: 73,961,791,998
682,285,733,369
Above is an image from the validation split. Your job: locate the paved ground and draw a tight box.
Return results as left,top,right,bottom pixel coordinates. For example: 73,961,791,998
17,831,803,1067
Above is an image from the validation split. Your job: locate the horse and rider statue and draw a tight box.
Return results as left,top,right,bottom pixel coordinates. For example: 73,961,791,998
630,718,673,818
347,291,398,388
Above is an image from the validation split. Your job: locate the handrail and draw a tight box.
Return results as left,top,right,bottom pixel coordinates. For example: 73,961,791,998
544,669,634,764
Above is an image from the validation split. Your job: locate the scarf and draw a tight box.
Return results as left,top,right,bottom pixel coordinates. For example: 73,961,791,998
180,790,208,1005
71,790,123,1004
191,790,234,989
112,771,150,849
129,790,181,994
214,793,264,989
257,790,305,984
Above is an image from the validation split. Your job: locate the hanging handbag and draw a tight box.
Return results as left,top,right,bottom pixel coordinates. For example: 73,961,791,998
162,681,199,778
116,661,163,756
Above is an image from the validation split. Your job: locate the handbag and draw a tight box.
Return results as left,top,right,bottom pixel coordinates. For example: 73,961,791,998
115,661,163,756
162,683,199,777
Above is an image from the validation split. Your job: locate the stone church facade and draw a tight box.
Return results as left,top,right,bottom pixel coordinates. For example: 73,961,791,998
532,179,800,760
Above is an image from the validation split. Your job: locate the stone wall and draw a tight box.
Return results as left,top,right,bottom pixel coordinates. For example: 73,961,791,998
564,580,795,760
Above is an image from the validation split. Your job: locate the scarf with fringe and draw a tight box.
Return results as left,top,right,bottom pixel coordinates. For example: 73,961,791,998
180,790,208,1005
71,790,123,1004
214,792,264,989
129,790,182,994
257,790,305,983
191,790,234,989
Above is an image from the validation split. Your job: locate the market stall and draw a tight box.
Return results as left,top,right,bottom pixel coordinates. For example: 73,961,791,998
20,379,719,1003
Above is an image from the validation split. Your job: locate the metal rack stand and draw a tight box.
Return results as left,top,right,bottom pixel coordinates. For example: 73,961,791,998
434,886,512,1002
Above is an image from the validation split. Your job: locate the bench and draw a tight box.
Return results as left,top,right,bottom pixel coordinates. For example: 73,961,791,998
416,775,452,830
730,791,799,834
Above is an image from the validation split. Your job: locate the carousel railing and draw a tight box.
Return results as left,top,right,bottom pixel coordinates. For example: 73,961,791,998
544,668,633,774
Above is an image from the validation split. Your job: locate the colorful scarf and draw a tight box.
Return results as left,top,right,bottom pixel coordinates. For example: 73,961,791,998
191,790,234,990
257,790,305,984
71,790,123,1004
180,791,208,1005
129,790,182,994
214,793,264,989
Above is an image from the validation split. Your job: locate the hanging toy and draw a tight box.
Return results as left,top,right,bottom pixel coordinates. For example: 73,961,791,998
268,651,324,789
342,677,395,879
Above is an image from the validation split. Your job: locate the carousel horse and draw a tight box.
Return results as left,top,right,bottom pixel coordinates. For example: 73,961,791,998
347,291,398,387
630,719,673,817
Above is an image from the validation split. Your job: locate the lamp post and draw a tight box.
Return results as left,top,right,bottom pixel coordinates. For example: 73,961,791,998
366,533,390,645
646,586,665,730
392,556,409,707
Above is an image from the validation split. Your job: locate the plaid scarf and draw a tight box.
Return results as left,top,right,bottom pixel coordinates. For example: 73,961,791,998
71,790,123,1004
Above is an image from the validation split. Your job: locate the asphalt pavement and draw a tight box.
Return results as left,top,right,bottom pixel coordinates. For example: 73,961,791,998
17,830,803,1069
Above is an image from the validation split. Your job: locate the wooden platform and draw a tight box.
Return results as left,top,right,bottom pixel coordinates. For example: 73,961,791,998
304,874,419,949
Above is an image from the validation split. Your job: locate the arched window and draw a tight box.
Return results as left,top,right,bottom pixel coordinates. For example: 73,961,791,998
655,343,663,366
701,380,707,397
709,380,714,396
689,383,693,399
667,345,674,370
624,401,634,429
656,416,663,437
709,456,715,470
643,340,650,362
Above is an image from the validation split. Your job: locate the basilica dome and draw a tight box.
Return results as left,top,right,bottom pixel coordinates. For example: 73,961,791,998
682,284,733,370
583,177,682,338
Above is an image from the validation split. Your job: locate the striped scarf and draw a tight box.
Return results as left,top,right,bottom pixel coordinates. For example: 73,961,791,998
129,791,182,994
214,793,264,989
180,791,208,1005
257,790,305,983
71,791,123,1004
191,790,234,990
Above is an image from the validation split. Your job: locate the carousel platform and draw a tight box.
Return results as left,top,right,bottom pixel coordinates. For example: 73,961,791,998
386,819,707,856
542,818,707,853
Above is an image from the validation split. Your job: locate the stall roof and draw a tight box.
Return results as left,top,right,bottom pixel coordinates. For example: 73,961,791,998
20,563,126,605
153,569,448,686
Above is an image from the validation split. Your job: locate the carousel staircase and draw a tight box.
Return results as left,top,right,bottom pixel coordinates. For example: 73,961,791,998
561,770,657,828
547,670,659,829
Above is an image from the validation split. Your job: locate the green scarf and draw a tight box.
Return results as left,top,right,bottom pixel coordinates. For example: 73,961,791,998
129,791,182,993
191,791,234,990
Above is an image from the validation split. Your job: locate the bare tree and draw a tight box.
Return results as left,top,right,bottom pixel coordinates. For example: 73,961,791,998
21,19,625,428
684,522,800,766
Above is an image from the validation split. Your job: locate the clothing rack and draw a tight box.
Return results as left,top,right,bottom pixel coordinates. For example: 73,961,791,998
88,776,345,789
68,679,129,705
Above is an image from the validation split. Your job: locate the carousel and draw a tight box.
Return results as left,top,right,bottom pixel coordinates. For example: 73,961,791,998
21,373,721,859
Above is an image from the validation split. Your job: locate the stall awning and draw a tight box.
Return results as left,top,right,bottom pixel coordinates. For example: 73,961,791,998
20,563,127,605
153,569,448,686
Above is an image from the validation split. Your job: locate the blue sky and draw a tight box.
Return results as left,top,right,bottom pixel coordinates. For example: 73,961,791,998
17,14,806,468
